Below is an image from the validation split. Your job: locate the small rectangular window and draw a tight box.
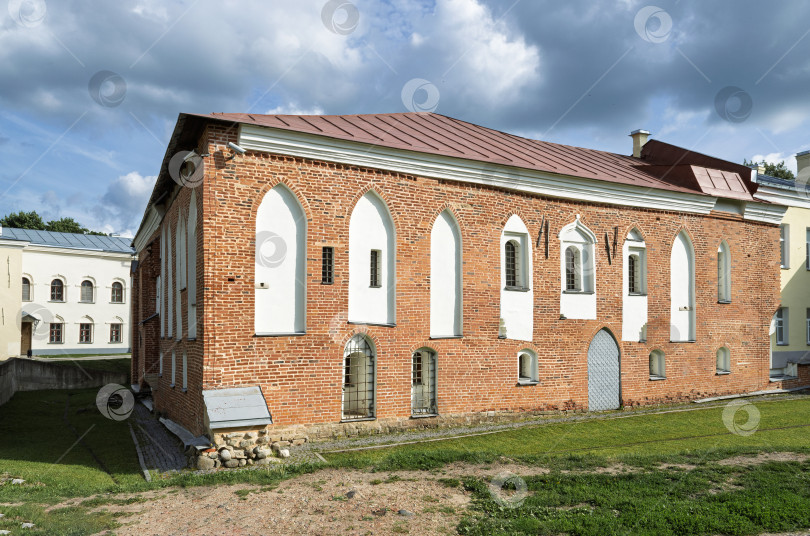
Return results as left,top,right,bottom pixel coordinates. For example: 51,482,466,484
806,229,810,270
79,323,92,343
806,308,810,345
370,249,381,287
780,224,790,268
110,323,122,343
776,308,788,345
49,323,62,343
322,247,334,284
628,255,639,294
171,351,176,387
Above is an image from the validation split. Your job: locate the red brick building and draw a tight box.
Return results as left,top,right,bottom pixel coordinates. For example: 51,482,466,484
130,113,786,445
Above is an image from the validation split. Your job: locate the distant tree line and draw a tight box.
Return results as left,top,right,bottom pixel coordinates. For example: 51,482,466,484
743,159,795,180
0,211,108,236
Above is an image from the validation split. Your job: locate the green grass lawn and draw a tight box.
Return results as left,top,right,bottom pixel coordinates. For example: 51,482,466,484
45,357,132,380
1,390,809,535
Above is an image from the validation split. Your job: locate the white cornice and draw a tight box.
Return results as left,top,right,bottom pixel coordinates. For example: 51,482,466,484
25,245,135,260
754,185,810,210
743,201,787,225
133,206,162,252
239,125,719,216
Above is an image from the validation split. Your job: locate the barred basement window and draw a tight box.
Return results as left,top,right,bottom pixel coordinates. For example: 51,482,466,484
412,349,437,415
79,323,93,344
49,323,63,343
322,247,334,284
342,335,375,420
109,323,122,343
369,250,381,288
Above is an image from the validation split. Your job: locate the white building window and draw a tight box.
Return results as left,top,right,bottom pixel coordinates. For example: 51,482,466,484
559,216,597,320
776,308,788,345
255,184,308,335
806,307,810,345
716,347,731,374
500,215,533,340
517,350,538,384
109,323,122,343
806,228,810,270
670,231,696,342
80,280,94,303
622,228,648,342
649,350,665,380
348,191,395,325
21,277,31,301
79,322,93,343
717,241,731,303
430,210,462,338
50,279,64,302
111,282,124,303
781,224,789,268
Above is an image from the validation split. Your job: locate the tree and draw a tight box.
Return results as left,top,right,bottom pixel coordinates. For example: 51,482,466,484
0,211,46,230
45,217,89,234
743,159,795,180
0,211,109,235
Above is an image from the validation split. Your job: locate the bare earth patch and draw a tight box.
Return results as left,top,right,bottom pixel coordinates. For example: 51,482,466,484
103,468,472,536
717,452,810,467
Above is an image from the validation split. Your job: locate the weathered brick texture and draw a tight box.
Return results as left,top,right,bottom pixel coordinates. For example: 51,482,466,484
132,123,782,437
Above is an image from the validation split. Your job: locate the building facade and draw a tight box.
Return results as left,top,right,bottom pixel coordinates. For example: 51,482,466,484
0,228,134,358
131,112,786,447
753,152,810,379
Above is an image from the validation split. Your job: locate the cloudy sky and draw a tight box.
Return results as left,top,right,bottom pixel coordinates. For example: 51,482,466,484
1,0,809,237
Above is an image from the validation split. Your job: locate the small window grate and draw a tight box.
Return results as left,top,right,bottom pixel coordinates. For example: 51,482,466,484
343,335,375,420
505,240,518,287
369,250,381,287
628,255,638,294
322,247,334,284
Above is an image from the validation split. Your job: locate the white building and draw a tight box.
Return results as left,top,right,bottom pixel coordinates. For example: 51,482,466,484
0,227,134,358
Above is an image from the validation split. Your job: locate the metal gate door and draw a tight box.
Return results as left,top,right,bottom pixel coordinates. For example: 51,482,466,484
587,329,620,411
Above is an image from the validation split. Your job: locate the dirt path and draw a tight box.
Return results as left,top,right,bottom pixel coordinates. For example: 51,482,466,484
104,467,478,535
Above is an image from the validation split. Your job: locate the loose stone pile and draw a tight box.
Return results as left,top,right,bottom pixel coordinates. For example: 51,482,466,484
189,429,307,470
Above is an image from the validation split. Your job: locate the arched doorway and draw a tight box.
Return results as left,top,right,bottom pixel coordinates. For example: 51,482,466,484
587,329,621,411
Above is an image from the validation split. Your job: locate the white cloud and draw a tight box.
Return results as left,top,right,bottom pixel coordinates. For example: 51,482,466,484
751,152,798,175
266,104,325,115
94,171,155,236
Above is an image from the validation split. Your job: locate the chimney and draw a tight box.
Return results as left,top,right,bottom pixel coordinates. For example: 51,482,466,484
796,150,810,177
630,129,650,158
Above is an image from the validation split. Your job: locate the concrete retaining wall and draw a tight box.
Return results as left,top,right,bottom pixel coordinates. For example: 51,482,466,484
0,358,128,407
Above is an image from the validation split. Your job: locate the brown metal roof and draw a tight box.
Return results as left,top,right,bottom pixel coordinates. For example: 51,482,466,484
190,112,707,195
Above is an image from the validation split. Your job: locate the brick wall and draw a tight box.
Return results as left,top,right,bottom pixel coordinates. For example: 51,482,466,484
135,122,782,436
